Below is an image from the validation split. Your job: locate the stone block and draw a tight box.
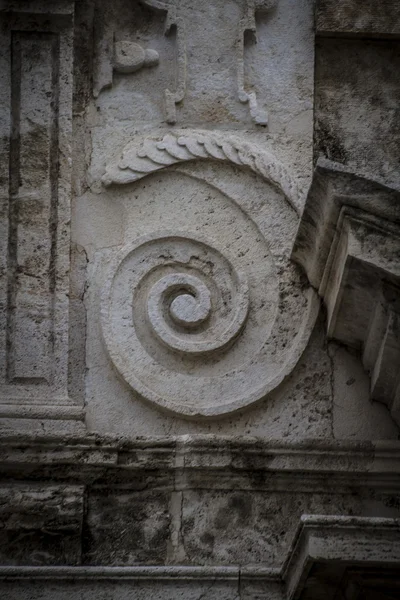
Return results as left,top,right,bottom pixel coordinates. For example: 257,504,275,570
0,484,84,565
83,490,171,565
180,490,363,567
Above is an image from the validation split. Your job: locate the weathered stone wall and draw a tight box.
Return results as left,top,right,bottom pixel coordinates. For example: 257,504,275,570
0,0,399,598
315,39,400,189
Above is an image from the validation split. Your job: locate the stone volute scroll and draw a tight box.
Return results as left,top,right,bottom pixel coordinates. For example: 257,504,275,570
101,131,318,418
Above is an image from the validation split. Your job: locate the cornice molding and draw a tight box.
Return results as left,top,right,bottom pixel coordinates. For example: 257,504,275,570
0,436,399,490
293,160,400,427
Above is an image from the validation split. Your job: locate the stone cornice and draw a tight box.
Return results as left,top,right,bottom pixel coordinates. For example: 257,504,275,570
283,515,400,599
293,160,400,427
0,435,399,490
316,0,400,39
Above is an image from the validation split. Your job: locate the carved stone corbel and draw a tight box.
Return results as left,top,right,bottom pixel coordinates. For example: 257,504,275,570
293,159,400,426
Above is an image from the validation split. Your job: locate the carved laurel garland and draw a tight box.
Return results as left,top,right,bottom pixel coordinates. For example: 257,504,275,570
102,130,302,214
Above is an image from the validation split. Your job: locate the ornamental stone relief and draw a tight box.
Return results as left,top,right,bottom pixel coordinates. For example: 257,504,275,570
3,1,400,596
94,0,278,124
99,131,318,417
140,0,277,125
0,0,316,431
77,0,316,430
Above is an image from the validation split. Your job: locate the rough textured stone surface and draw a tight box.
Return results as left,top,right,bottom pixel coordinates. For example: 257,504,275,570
293,161,400,426
315,38,400,189
83,489,171,565
1,0,400,597
0,484,84,565
179,490,363,567
316,0,400,37
0,435,399,595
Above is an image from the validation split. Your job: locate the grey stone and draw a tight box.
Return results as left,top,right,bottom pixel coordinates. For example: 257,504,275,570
316,0,400,37
0,484,84,565
314,37,400,189
293,161,400,426
83,489,171,565
0,0,400,597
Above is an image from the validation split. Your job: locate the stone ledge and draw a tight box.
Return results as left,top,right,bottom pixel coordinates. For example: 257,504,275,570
0,565,241,580
0,567,242,600
0,516,399,599
284,515,400,599
0,0,77,15
0,436,399,491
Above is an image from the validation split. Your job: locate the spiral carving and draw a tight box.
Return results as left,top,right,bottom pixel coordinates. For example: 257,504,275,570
102,232,262,415
100,138,318,418
146,270,249,354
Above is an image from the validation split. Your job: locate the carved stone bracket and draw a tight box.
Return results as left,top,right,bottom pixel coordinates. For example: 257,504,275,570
293,159,400,426
284,515,400,599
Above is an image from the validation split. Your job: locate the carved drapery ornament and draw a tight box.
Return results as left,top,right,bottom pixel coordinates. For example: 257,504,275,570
101,0,278,124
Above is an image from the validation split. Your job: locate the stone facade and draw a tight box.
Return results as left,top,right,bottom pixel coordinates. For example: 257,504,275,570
0,0,399,598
